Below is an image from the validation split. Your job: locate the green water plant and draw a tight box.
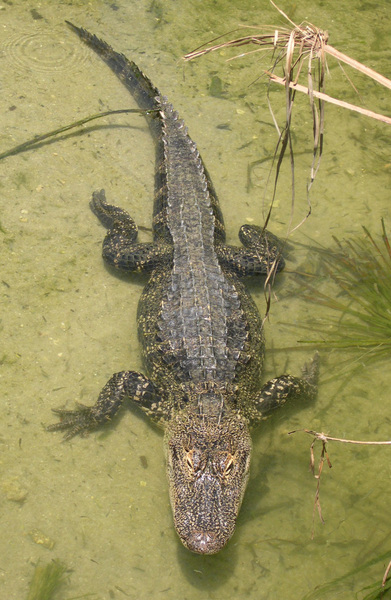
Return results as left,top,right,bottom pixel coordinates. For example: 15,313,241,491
26,560,68,600
300,549,391,599
26,559,97,600
292,219,391,380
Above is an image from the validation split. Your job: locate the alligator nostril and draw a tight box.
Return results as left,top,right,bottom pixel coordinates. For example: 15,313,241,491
186,531,221,554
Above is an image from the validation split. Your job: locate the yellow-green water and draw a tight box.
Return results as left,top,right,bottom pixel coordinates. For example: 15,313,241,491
0,1,390,598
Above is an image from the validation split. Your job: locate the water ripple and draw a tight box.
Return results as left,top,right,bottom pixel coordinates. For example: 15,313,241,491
1,28,89,73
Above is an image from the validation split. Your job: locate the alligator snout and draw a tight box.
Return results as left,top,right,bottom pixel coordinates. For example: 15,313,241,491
165,412,252,554
186,531,220,554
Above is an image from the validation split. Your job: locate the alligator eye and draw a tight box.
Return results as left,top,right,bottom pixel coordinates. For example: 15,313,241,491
224,457,235,476
185,450,194,472
215,452,236,477
183,434,194,453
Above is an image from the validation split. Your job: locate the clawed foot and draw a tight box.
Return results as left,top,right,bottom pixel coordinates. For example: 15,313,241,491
47,402,98,441
302,352,319,387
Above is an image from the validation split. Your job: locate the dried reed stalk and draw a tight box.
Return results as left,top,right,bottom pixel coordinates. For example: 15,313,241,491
289,429,391,446
289,428,391,523
184,0,391,124
267,73,391,125
289,428,391,589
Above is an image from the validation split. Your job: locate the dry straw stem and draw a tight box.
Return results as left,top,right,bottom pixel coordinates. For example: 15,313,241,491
289,428,391,538
267,73,391,126
383,561,391,592
184,0,391,125
289,428,391,446
292,430,391,595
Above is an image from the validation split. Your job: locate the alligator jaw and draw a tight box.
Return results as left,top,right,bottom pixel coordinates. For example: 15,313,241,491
164,411,252,554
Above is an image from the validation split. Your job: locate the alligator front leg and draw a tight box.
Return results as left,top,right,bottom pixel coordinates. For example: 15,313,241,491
216,224,285,276
91,189,171,272
47,371,168,440
250,352,319,422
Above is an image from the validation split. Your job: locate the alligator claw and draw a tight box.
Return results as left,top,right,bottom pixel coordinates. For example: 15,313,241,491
47,403,95,440
302,351,320,386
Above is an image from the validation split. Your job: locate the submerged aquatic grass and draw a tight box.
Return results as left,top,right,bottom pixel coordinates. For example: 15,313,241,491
26,559,97,600
292,219,391,373
300,549,391,599
26,560,68,600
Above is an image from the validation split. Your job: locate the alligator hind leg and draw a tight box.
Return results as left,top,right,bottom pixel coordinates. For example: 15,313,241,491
216,224,285,276
250,352,319,423
47,370,168,440
91,189,170,272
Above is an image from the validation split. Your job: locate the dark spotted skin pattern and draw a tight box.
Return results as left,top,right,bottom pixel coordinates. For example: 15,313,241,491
48,23,319,555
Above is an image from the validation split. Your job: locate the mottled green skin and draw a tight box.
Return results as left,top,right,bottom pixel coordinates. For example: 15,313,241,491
48,23,318,555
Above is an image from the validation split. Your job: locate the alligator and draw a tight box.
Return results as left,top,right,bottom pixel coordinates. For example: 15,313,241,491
48,22,318,555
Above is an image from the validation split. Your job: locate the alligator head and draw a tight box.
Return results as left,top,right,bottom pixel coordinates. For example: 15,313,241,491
164,411,252,554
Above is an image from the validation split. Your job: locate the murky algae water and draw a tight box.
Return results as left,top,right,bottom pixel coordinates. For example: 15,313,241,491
0,1,390,598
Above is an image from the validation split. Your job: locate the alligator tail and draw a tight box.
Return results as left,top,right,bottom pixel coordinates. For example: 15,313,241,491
65,21,162,132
